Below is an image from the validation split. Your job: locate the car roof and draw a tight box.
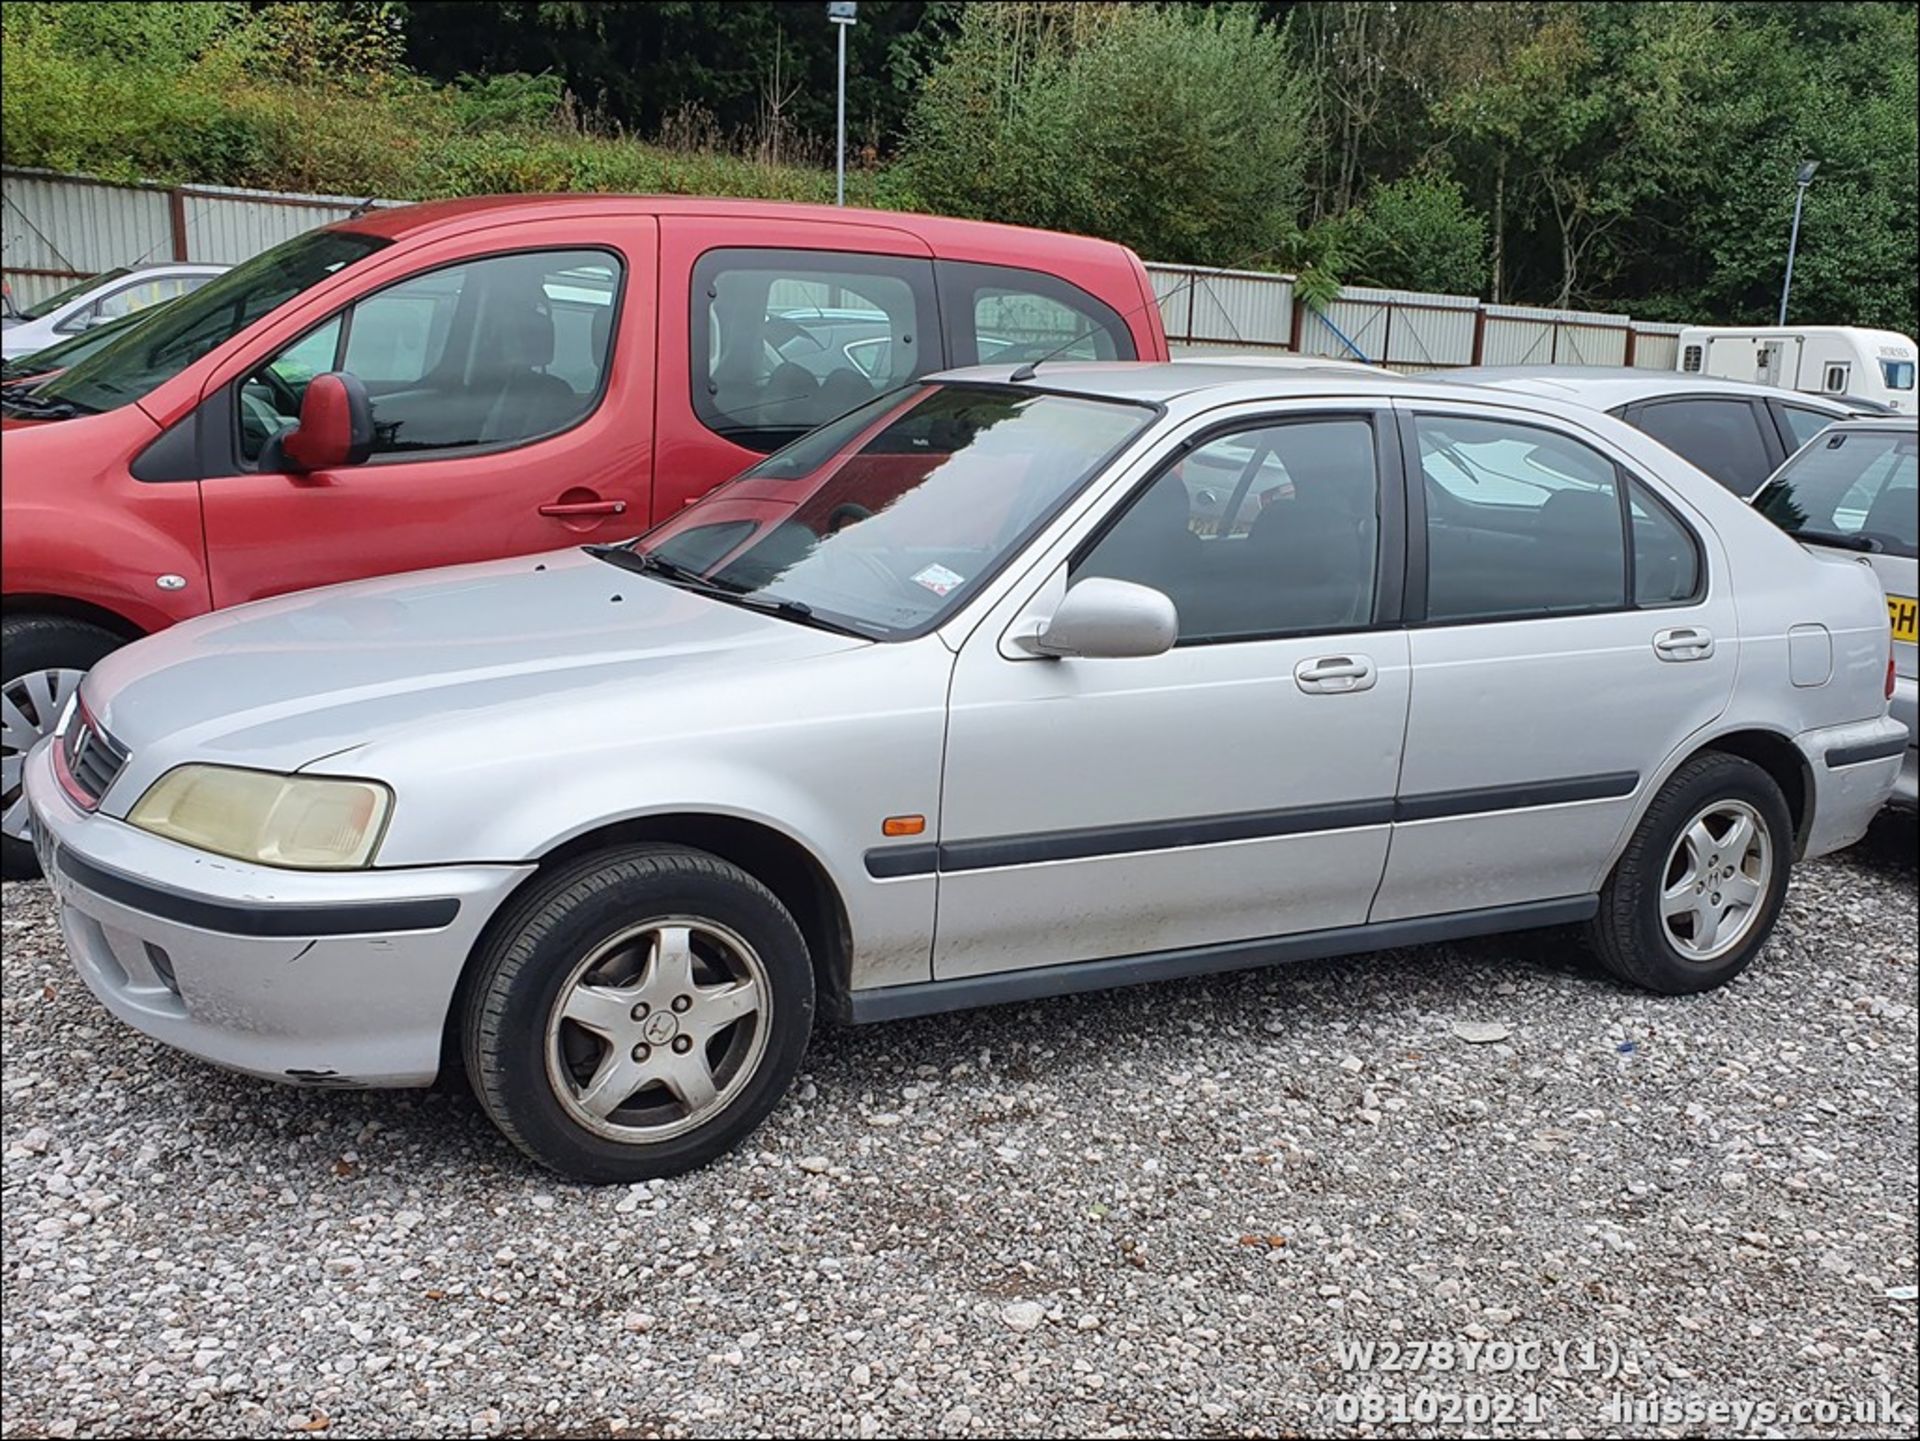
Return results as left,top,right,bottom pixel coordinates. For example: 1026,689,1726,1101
1431,366,1863,411
1168,353,1384,375
931,360,1483,406
1810,415,1919,434
331,194,1142,265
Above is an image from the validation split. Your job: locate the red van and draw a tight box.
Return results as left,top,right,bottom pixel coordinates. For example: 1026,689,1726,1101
0,195,1166,874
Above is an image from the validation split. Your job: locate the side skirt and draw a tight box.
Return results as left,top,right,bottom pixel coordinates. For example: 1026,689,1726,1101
847,896,1599,1024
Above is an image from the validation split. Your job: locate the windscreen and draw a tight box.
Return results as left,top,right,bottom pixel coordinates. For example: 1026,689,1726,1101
637,383,1156,638
16,268,129,321
1756,428,1918,559
31,230,389,415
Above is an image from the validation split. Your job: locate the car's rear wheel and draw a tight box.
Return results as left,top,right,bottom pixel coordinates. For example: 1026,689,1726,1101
2,615,125,879
462,845,814,1182
1587,752,1793,994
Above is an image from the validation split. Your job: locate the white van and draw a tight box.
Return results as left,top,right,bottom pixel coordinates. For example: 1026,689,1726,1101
1676,325,1917,414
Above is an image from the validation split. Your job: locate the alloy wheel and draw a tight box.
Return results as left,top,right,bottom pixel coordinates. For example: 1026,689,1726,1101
1660,799,1773,963
544,917,771,1143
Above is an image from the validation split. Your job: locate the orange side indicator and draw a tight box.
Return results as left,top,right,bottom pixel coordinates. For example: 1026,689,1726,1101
881,815,926,837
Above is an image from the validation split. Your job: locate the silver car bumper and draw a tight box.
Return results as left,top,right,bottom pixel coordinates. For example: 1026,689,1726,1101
1796,714,1910,857
24,742,533,1088
1889,674,1917,811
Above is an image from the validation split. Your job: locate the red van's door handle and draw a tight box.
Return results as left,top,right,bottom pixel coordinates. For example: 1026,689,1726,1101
539,498,627,517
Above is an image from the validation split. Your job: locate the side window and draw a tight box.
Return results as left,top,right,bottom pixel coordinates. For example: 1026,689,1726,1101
92,276,197,324
1630,479,1703,606
938,261,1135,367
1073,417,1379,642
1776,403,1837,451
342,267,465,385
1823,364,1850,394
1631,399,1774,494
1415,413,1626,622
691,248,940,454
238,248,620,463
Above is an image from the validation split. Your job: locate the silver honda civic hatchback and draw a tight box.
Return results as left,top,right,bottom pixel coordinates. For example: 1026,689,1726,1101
25,365,1906,1182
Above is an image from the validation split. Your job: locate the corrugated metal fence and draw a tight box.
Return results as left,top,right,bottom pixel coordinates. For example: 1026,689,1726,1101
1,167,401,308
4,165,1688,369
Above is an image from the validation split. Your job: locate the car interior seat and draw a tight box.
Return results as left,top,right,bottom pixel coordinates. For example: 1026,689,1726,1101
475,287,579,443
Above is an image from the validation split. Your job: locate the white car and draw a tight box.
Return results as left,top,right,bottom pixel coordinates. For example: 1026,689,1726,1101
26,364,1905,1182
1752,417,1918,808
1436,367,1870,498
0,264,226,360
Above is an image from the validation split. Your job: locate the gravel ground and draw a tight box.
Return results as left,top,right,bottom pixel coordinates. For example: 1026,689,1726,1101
2,816,1915,1440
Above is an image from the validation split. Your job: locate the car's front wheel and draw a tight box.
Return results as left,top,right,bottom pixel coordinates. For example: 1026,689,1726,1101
462,845,815,1182
1587,752,1793,994
3,614,126,879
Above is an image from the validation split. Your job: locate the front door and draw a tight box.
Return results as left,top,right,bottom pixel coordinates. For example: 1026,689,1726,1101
201,220,657,608
1370,402,1737,922
933,408,1410,979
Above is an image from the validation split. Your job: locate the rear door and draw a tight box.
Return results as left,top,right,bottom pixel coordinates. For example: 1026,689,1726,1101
655,215,941,515
199,217,656,607
1374,401,1737,923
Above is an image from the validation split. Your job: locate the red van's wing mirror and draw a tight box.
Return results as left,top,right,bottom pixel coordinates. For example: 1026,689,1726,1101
261,372,373,473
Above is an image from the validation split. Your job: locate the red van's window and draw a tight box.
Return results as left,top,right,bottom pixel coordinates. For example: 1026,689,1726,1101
937,260,1135,368
237,249,621,462
690,248,942,455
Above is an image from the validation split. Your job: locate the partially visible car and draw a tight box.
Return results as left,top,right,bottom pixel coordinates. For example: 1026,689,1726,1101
1435,366,1872,498
0,264,226,360
23,363,1904,1182
0,307,165,391
1753,416,1918,809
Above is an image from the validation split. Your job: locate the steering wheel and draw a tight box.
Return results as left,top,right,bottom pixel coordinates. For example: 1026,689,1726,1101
253,365,303,418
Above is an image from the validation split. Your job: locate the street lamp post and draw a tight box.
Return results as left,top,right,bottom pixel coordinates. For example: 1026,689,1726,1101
1778,159,1818,326
827,2,858,206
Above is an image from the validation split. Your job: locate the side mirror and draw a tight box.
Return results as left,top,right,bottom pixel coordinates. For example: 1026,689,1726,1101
260,371,373,474
1021,577,1178,659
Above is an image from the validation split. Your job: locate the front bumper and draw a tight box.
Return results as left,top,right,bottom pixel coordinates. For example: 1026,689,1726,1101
24,742,533,1088
1796,713,1909,857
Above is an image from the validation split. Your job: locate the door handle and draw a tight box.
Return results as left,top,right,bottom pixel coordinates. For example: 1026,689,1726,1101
1294,654,1377,694
1653,626,1714,661
539,498,627,517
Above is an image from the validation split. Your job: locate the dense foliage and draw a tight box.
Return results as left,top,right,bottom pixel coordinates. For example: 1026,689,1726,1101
901,4,1311,266
2,1,1914,332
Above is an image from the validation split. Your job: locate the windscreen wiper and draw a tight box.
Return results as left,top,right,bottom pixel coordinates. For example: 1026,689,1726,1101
1,389,87,419
1791,528,1882,553
582,545,870,638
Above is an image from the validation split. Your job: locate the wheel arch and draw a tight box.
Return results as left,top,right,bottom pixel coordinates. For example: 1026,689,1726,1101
440,812,854,1082
1695,728,1813,856
1,594,147,643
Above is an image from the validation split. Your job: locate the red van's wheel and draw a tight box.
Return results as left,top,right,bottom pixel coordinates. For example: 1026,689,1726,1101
2,615,124,879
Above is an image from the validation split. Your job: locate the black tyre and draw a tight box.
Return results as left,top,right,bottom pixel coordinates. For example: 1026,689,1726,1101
2,614,126,880
462,845,814,1182
1587,752,1793,994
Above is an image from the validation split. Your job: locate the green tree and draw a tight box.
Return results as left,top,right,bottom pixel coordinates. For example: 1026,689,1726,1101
1333,176,1488,295
901,2,1312,266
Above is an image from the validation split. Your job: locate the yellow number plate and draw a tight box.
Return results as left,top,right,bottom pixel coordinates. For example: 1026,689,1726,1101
1890,595,1919,644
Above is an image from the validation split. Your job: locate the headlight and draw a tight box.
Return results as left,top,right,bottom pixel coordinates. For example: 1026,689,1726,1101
127,765,392,870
